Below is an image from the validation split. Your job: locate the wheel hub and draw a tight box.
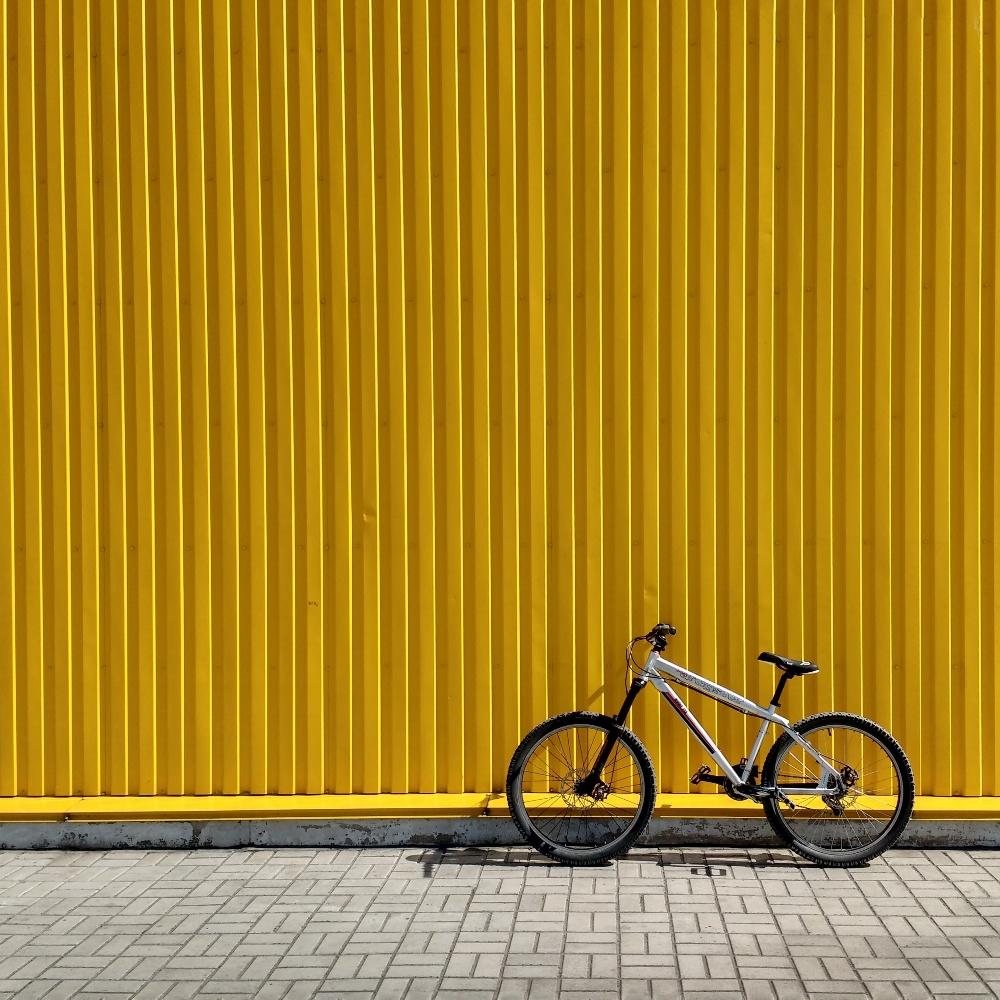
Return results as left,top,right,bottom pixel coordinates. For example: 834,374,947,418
561,769,610,808
821,766,860,816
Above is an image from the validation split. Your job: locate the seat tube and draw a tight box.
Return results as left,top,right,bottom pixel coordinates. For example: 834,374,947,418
743,718,771,780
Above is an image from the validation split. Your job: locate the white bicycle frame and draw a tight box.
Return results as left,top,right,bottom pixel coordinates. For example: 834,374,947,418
640,648,841,794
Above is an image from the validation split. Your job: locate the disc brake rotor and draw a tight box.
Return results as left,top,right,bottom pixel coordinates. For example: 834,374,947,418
559,768,610,808
821,766,860,816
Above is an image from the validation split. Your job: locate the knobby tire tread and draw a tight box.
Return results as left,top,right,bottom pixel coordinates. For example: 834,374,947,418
761,712,915,867
506,712,656,866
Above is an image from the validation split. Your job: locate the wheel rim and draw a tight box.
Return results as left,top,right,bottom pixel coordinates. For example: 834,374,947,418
513,723,648,856
770,723,905,856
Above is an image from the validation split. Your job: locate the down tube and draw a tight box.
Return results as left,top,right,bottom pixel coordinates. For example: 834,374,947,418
652,678,743,784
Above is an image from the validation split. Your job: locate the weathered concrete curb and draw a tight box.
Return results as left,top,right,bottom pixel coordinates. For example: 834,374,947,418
0,818,997,851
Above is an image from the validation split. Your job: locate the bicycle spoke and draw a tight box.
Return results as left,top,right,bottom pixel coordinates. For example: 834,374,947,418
516,722,648,853
772,722,903,855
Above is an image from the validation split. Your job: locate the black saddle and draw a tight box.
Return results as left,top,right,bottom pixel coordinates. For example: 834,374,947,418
758,651,819,677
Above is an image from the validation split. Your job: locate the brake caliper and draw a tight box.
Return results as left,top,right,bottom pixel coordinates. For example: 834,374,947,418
822,766,858,816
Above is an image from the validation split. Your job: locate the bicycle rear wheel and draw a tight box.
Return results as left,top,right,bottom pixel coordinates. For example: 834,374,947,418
761,712,914,867
506,711,656,865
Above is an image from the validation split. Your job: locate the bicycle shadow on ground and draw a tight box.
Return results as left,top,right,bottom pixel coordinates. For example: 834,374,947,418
406,848,559,876
406,847,829,877
629,850,831,872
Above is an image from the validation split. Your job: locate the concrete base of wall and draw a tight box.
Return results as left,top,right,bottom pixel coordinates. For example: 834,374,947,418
1,818,997,851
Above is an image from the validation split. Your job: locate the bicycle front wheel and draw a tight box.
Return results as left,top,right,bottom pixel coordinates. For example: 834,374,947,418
761,712,914,867
506,711,656,865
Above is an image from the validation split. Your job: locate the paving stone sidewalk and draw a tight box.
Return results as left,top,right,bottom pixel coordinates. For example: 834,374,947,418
0,845,998,1000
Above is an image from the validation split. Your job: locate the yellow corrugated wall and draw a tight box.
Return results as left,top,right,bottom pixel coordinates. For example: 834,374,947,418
0,0,997,806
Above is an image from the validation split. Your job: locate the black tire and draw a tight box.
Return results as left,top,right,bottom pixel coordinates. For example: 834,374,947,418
506,711,656,865
761,712,915,867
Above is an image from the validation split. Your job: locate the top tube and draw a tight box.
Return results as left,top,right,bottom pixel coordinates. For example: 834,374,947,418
644,652,786,724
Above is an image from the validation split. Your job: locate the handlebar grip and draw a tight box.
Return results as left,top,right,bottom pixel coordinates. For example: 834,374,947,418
648,622,677,639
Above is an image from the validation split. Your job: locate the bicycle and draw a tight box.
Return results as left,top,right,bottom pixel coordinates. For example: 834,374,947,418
506,622,915,867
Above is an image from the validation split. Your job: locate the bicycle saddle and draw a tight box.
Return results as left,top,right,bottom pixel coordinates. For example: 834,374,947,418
758,651,819,676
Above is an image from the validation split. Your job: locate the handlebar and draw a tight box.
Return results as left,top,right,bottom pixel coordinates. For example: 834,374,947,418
638,622,677,651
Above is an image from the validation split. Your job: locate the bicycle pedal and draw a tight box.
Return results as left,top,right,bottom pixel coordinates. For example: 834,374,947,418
690,765,711,785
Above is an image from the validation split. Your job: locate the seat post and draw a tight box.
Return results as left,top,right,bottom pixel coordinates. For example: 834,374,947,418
770,672,790,708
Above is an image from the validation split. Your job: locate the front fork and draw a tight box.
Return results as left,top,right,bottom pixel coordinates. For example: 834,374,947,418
575,677,647,796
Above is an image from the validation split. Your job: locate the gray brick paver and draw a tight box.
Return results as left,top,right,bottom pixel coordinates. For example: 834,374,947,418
132,984,176,1000
371,981,408,1000
2,847,998,999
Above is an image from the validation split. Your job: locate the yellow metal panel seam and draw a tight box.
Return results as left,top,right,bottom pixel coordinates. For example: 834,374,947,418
149,0,185,796
124,0,158,796
958,0,984,796
524,0,547,740
70,0,101,796
265,0,297,794
663,0,689,793
840,0,865,721
436,0,465,794
257,0,280,794
402,0,435,794
720,0,746,759
350,0,382,794
494,0,521,789
689,0,717,779
183,0,214,795
990,0,1000,796
549,0,575,728
872,0,894,735
901,0,925,788
232,0,269,795
606,0,630,757
579,0,603,724
293,0,326,794
372,0,412,791
467,0,493,792
858,3,879,731
14,0,46,796
95,0,129,797
637,0,661,770
812,0,835,720
168,0,191,795
0,0,15,797
751,0,776,719
375,0,408,795
321,0,354,795
775,0,806,728
799,0,816,723
40,0,72,798
207,0,241,795
288,0,309,796
928,0,954,797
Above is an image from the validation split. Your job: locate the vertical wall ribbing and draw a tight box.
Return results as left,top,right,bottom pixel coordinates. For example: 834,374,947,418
0,0,15,797
1,0,998,799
